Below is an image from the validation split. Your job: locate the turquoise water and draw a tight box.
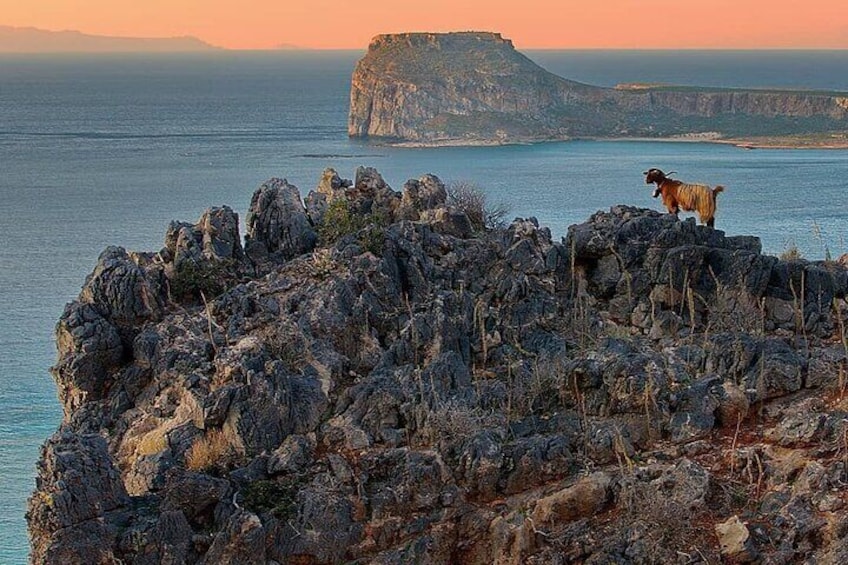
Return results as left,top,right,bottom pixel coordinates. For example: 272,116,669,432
2,50,848,562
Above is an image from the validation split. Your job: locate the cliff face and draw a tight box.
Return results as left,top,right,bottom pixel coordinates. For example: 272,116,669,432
348,32,602,142
29,165,848,563
348,32,848,143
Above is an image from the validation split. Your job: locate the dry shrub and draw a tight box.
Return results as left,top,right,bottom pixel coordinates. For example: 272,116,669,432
185,429,235,472
136,429,168,456
421,400,504,447
505,356,568,420
446,181,510,232
616,476,718,562
779,241,803,261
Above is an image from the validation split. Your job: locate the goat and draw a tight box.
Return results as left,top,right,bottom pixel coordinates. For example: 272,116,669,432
643,168,724,227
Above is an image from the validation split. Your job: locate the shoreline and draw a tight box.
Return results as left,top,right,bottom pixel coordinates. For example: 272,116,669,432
379,134,848,150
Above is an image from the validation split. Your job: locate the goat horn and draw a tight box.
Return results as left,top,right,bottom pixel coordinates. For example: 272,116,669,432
666,171,677,176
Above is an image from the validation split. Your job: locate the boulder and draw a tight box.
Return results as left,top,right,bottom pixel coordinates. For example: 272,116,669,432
397,174,448,220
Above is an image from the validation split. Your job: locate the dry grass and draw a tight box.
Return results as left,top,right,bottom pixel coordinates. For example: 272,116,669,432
136,429,168,456
779,241,803,261
185,429,234,472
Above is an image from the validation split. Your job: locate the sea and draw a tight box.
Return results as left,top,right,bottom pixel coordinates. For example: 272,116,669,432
2,49,848,562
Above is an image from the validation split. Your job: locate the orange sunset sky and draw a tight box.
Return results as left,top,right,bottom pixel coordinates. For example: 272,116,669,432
2,0,846,50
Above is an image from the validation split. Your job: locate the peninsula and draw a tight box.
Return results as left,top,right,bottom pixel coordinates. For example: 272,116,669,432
348,32,848,147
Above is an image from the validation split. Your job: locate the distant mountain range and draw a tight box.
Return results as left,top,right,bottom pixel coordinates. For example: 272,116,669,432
0,25,220,53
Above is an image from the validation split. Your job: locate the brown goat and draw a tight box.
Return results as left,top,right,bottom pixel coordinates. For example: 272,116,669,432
644,168,724,227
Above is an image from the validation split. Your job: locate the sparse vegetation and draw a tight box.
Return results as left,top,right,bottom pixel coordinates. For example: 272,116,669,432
318,199,365,245
241,477,302,519
317,198,387,253
358,223,386,255
780,241,803,261
420,399,503,447
136,429,168,456
169,258,235,302
185,429,236,473
446,181,510,232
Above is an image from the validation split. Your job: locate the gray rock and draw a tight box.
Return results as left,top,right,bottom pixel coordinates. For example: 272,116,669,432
79,246,166,327
28,431,129,563
161,470,230,527
267,434,315,475
418,207,473,238
130,511,195,565
245,177,317,266
31,191,848,564
397,174,448,220
305,167,353,225
165,206,244,267
53,303,123,413
668,375,722,442
352,165,401,218
199,511,266,565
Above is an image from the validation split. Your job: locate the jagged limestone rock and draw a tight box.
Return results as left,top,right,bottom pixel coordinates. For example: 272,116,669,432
164,205,244,267
245,177,317,267
29,171,848,564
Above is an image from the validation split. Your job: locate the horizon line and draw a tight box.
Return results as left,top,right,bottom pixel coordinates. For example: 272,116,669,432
2,25,848,52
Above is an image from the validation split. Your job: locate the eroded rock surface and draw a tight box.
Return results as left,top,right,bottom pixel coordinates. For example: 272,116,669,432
30,167,848,564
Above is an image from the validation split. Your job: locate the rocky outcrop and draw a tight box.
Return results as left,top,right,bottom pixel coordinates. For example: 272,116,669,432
28,432,130,564
348,32,848,144
245,178,318,267
165,206,244,268
30,167,848,564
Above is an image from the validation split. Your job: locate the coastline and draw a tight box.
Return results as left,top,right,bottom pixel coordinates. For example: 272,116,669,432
379,133,848,150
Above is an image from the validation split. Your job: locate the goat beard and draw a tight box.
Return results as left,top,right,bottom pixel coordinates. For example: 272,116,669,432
652,188,661,198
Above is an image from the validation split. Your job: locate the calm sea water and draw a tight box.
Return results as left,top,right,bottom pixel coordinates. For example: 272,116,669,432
2,50,848,562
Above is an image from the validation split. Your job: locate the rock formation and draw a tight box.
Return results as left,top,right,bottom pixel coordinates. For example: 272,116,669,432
29,167,848,563
348,32,848,144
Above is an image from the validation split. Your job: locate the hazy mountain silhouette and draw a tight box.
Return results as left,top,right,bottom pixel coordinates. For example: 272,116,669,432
0,25,220,53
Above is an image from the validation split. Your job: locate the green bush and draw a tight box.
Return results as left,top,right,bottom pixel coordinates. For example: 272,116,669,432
358,224,386,255
318,199,387,254
241,478,300,519
169,259,234,302
318,199,366,245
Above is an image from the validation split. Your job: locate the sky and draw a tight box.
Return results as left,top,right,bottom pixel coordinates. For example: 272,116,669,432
1,0,846,50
